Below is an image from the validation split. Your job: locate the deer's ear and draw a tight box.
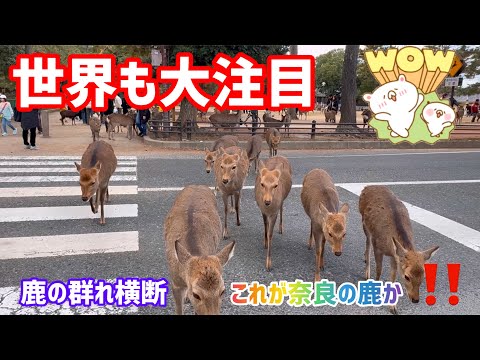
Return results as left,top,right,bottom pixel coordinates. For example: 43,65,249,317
258,160,266,171
205,147,209,153
422,246,439,261
218,147,225,155
393,237,407,259
216,241,235,267
94,161,102,171
74,162,82,172
339,203,350,214
174,241,192,265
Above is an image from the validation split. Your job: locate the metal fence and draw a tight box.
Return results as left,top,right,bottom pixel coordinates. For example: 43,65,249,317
147,115,376,141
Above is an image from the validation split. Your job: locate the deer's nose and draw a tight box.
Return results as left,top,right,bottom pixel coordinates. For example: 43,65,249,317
222,179,228,184
82,196,88,202
206,169,210,174
264,200,271,206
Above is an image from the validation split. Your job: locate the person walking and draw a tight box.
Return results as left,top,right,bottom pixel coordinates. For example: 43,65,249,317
0,95,17,136
17,108,40,150
471,99,479,122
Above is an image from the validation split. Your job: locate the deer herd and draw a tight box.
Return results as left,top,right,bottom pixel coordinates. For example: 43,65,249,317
74,126,439,316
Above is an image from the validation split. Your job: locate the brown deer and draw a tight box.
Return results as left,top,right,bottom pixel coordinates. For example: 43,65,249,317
262,112,289,131
324,110,337,123
88,114,102,142
359,185,439,314
164,185,236,315
208,110,243,131
298,109,309,120
245,134,263,174
106,113,135,140
255,156,292,271
59,109,81,126
74,140,117,225
300,169,350,282
214,146,249,239
204,135,239,174
265,128,281,157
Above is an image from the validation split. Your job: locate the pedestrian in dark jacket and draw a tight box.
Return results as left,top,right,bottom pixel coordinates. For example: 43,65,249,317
17,109,40,150
136,108,151,137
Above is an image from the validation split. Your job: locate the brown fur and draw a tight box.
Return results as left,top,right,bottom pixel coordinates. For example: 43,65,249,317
60,110,80,126
74,140,117,225
359,185,439,314
208,110,242,130
204,135,239,174
255,156,292,271
300,169,349,282
265,128,281,157
88,115,102,142
298,110,309,120
106,113,135,140
455,106,464,124
262,112,289,131
245,134,263,174
164,185,235,315
324,110,337,123
213,146,249,239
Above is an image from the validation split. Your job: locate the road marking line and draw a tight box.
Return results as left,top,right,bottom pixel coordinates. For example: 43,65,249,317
0,231,139,260
0,167,136,173
0,161,137,166
285,150,480,159
0,186,138,197
137,179,480,193
0,175,136,182
339,183,480,252
0,204,138,222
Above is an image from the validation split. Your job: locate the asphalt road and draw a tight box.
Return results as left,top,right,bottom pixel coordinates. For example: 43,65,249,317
0,149,479,315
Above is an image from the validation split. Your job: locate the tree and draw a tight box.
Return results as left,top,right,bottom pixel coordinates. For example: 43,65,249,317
338,45,360,127
167,45,289,131
315,48,345,96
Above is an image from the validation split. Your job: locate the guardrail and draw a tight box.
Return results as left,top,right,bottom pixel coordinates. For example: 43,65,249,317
147,117,377,141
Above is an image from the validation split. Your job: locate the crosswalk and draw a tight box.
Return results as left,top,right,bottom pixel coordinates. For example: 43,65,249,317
0,156,139,314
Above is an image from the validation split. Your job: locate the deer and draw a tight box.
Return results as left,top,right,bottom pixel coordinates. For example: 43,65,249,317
208,110,243,131
74,140,117,225
255,156,292,271
298,109,309,120
359,185,439,315
106,112,135,140
204,135,239,174
324,109,337,123
213,146,249,239
245,134,263,174
262,112,286,130
300,169,350,282
88,114,102,142
164,185,236,315
265,128,281,157
455,105,465,124
59,109,81,126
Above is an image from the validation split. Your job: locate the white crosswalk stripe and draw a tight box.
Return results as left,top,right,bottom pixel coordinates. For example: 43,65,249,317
0,156,140,314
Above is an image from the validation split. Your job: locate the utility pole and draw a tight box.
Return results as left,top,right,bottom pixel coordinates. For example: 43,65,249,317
288,45,299,119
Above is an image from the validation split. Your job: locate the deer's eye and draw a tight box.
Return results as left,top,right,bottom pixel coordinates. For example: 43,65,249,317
404,275,411,282
220,289,225,297
232,166,236,170
274,184,278,189
328,233,333,237
261,183,264,187
193,293,201,300
91,182,95,186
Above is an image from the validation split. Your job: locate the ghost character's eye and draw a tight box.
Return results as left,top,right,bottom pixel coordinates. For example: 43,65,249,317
388,90,397,101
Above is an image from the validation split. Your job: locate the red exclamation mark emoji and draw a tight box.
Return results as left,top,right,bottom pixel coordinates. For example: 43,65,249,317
447,264,460,306
424,263,437,305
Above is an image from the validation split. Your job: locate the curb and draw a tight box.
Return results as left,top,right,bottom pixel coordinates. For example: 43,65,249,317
144,136,480,150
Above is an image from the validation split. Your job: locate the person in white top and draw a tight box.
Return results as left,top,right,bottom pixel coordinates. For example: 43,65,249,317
114,94,123,114
0,94,17,136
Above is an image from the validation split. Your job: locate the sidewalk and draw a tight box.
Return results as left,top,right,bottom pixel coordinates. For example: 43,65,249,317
0,110,479,156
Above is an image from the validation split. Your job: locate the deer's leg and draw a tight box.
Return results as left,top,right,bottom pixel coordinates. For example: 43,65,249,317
374,248,384,281
263,213,268,249
308,222,314,250
364,224,372,280
278,202,283,234
222,193,229,239
235,192,241,226
229,194,235,214
93,190,99,214
314,231,325,282
89,197,96,214
388,257,399,315
172,285,186,315
99,187,106,225
266,214,277,271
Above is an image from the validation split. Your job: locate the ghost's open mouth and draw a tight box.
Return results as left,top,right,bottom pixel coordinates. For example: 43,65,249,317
388,90,397,102
436,110,443,118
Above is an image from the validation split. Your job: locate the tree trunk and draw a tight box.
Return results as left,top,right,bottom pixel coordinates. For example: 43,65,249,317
178,99,198,134
338,45,360,128
25,45,32,54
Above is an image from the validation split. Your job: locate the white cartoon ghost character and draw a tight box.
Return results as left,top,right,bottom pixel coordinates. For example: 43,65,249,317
363,74,424,138
420,102,455,137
